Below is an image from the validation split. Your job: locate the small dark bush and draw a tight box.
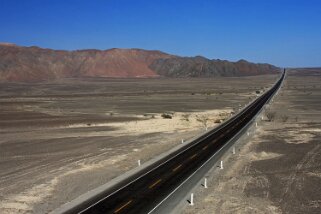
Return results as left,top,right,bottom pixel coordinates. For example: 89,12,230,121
161,113,172,119
281,115,289,122
265,111,276,122
181,114,190,121
214,119,223,123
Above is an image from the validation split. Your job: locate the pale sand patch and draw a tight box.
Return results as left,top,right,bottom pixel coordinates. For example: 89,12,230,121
66,109,233,136
303,128,321,133
249,151,283,161
0,155,127,213
0,109,232,213
0,202,30,212
276,125,316,144
306,172,321,179
0,179,59,213
0,109,232,143
285,132,315,144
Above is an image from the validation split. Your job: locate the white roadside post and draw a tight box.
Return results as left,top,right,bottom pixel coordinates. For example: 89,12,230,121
232,146,236,155
190,193,194,206
247,132,250,136
256,122,258,127
181,139,184,144
204,178,208,189
220,160,223,169
138,160,141,166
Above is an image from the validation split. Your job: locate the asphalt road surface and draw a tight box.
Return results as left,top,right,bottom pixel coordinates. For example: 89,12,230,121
65,71,285,214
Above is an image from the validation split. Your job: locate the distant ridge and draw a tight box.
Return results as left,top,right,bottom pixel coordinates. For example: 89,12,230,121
0,43,279,82
0,42,17,47
150,57,278,77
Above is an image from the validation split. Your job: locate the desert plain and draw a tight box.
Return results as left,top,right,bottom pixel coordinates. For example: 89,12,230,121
182,69,321,214
0,75,278,213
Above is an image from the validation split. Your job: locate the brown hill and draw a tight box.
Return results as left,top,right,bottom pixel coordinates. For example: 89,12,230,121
0,44,279,82
149,57,278,77
0,45,172,82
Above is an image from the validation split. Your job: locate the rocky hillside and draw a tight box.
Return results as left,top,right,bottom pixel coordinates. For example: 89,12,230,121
150,57,278,77
0,43,279,82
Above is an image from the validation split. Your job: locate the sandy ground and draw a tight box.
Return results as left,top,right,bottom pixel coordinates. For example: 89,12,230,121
182,70,321,214
0,76,278,213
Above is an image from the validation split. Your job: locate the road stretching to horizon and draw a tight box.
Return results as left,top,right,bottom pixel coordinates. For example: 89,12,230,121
62,70,285,214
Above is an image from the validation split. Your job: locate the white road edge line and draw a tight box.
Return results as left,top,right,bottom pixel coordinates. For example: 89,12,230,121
147,72,284,214
147,114,255,213
78,119,237,213
78,72,284,213
78,110,248,213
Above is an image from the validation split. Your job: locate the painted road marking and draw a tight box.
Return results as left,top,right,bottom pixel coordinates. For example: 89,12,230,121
172,164,182,172
149,179,162,189
190,153,198,160
114,200,133,213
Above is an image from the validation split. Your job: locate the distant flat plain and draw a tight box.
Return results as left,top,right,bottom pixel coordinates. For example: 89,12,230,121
0,75,278,213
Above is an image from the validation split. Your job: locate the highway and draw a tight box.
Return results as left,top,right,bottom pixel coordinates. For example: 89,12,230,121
65,70,285,214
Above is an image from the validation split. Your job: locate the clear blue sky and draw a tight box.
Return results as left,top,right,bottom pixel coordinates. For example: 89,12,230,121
1,0,320,67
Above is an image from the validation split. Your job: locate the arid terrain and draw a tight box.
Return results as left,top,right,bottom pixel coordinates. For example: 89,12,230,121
0,75,278,213
0,43,278,82
182,69,321,214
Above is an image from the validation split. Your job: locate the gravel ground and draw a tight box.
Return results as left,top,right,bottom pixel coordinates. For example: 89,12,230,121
182,69,321,214
0,76,277,213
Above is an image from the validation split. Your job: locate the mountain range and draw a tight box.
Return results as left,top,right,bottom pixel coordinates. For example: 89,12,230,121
0,43,279,82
